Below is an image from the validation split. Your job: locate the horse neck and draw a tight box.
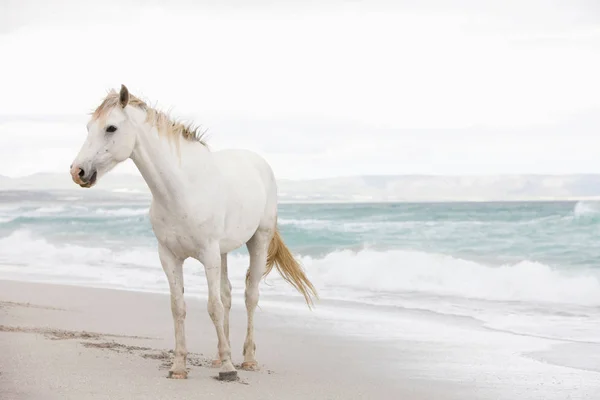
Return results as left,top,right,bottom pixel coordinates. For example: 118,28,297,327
129,113,206,206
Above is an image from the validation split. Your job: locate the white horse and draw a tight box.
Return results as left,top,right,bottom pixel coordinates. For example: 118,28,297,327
69,85,318,381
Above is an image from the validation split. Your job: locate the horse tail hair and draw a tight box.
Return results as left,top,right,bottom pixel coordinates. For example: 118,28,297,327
258,228,318,308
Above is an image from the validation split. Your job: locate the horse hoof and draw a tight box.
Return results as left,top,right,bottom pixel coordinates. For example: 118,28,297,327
241,361,259,371
211,359,222,368
167,370,188,379
218,370,238,382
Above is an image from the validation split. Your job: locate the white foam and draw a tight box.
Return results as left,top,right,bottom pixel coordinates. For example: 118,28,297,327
58,196,83,201
300,249,600,306
278,218,332,229
94,208,149,217
574,201,600,217
112,188,144,194
0,229,243,292
27,206,66,215
1,230,599,307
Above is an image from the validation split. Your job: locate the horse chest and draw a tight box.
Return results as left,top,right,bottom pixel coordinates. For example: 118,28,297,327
149,210,214,258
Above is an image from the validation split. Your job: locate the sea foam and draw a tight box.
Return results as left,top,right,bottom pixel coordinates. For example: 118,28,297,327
94,208,150,217
1,230,599,307
573,201,600,218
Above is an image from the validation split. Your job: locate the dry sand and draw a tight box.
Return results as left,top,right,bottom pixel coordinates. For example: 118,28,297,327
0,279,468,400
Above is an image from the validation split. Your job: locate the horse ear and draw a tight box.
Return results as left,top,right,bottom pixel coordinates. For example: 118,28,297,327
119,84,129,108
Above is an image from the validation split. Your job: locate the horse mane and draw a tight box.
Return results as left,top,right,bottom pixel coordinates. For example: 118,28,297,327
92,89,208,147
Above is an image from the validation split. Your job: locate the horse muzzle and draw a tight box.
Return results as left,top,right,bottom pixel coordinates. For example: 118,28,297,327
70,164,97,188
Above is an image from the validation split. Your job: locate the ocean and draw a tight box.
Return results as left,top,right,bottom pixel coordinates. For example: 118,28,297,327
1,190,600,345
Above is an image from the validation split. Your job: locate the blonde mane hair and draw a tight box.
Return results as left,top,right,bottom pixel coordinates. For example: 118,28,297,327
92,88,208,147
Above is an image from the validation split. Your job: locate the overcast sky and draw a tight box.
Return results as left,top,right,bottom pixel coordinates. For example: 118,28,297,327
1,0,599,179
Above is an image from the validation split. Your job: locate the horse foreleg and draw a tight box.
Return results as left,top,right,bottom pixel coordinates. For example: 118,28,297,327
201,245,237,381
211,253,232,368
241,229,270,371
158,243,187,379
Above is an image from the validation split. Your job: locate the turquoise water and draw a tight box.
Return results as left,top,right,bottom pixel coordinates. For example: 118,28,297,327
4,194,599,269
1,190,600,343
280,201,600,268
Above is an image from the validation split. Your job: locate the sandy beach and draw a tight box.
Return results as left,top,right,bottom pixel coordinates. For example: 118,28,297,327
0,279,467,400
1,279,599,400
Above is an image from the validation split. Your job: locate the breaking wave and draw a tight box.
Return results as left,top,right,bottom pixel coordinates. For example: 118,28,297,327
573,201,600,218
1,230,599,307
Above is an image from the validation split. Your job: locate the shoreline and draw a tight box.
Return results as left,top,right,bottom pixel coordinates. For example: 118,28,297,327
1,279,600,399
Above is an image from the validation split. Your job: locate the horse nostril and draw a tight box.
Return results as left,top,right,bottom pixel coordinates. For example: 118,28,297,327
78,169,85,178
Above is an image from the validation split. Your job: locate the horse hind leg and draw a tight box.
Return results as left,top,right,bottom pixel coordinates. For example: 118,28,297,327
241,228,271,371
211,253,232,368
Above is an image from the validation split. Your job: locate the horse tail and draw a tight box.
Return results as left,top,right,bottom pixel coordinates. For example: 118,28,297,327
263,228,318,308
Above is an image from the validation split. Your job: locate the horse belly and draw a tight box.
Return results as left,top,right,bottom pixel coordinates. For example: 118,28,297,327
218,166,270,253
219,236,250,254
219,202,264,253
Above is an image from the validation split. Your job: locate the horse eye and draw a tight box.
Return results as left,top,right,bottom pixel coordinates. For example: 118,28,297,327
106,125,117,133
